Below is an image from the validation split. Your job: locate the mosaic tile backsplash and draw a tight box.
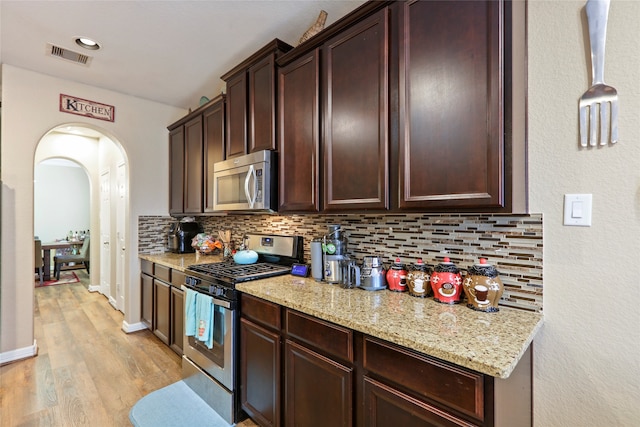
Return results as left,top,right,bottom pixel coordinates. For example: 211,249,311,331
138,213,543,312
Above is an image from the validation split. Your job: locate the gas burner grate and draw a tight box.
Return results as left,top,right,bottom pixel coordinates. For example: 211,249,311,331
187,261,291,283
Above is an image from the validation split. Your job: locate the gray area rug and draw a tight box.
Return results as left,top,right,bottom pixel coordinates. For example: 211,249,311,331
129,380,231,427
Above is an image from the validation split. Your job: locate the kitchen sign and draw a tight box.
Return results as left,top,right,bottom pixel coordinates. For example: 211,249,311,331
59,94,115,122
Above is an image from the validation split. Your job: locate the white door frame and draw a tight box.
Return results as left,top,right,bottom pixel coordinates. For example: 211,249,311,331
100,169,112,302
116,161,127,312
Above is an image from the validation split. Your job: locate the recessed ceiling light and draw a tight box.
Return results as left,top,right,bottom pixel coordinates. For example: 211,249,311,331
75,37,100,50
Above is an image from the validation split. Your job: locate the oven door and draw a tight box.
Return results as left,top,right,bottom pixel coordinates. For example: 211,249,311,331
183,294,236,391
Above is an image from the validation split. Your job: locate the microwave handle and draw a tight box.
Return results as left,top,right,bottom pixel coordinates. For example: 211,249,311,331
244,165,257,208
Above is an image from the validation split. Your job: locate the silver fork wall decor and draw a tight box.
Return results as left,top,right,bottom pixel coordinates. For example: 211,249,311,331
579,0,619,147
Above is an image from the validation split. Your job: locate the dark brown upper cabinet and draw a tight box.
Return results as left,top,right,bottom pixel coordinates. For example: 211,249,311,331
222,39,293,159
395,0,526,212
397,0,500,210
276,0,526,214
278,49,321,213
322,8,389,211
203,99,226,212
183,115,204,214
224,72,247,159
168,126,185,215
168,95,225,216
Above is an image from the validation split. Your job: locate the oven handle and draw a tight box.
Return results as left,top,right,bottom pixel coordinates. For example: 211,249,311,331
212,297,232,309
181,284,234,310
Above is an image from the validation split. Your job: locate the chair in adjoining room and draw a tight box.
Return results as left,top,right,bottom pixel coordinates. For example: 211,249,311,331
35,239,44,285
54,236,90,280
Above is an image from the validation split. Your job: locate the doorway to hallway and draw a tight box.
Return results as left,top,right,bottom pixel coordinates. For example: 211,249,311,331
33,124,130,314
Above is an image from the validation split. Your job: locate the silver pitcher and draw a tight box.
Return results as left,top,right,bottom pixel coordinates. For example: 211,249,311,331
360,256,387,291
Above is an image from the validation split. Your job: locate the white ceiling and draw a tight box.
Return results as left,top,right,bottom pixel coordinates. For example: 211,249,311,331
0,0,366,111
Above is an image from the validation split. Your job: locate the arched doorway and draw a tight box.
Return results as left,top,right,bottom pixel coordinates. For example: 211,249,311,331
34,124,130,313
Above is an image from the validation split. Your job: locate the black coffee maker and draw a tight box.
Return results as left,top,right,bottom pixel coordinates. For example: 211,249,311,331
167,221,203,253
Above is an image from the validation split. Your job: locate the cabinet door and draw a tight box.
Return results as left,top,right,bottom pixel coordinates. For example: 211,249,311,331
285,339,353,427
183,116,203,214
168,126,185,215
322,9,389,211
169,285,184,355
278,50,320,212
363,376,476,427
398,0,503,210
153,279,170,345
226,71,248,158
241,318,281,427
249,53,277,153
140,273,153,329
203,99,226,212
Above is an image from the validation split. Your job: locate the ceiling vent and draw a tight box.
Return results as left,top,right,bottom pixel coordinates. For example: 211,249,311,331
46,43,92,66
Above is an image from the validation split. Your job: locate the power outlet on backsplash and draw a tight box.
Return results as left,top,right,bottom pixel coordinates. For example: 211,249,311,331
138,213,543,312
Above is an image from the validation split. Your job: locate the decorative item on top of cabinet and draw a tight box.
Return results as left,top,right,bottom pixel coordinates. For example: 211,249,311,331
298,10,328,44
168,94,225,215
222,39,293,159
322,8,389,211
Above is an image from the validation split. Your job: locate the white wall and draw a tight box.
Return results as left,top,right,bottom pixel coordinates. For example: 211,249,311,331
529,0,640,424
34,162,90,243
0,64,185,356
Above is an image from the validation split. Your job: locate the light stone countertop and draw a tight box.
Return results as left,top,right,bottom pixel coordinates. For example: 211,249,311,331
138,253,543,379
139,252,224,271
236,276,543,379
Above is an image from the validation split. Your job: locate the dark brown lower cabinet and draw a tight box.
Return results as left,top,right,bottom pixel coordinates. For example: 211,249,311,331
153,278,171,345
140,272,153,329
363,376,473,427
140,259,186,356
241,318,281,427
169,285,184,354
239,294,531,427
284,340,353,427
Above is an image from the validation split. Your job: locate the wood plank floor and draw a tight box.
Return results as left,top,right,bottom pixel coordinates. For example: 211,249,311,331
0,272,257,426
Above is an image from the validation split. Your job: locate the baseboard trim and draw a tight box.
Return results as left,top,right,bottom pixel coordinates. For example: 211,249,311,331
123,321,148,333
88,284,101,293
0,339,38,365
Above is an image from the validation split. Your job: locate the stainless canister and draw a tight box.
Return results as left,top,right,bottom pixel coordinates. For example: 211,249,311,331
310,239,324,281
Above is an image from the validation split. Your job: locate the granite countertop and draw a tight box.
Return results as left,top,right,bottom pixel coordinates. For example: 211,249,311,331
138,253,543,379
139,252,225,271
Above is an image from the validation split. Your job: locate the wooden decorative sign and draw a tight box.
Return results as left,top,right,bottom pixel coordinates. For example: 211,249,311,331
59,94,115,122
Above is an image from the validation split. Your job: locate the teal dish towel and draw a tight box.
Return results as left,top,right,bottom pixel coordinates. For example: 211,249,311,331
183,286,197,337
196,293,214,349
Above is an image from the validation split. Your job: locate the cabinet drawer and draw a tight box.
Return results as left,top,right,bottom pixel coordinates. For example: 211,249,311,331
141,259,154,276
171,269,185,287
155,264,171,282
241,294,281,330
363,336,487,422
286,310,353,363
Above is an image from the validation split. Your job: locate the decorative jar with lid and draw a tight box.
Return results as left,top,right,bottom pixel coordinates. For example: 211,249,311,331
430,257,463,304
386,258,408,292
462,258,504,312
406,258,430,298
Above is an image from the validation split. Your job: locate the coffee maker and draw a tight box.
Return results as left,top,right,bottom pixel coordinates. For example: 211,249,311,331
167,220,203,253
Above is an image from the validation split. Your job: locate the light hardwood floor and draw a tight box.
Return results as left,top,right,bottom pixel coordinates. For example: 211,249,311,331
0,272,257,426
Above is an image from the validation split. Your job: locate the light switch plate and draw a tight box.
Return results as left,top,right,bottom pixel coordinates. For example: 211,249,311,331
563,194,592,226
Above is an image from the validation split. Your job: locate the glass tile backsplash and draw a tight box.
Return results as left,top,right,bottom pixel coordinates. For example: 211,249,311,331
138,213,543,312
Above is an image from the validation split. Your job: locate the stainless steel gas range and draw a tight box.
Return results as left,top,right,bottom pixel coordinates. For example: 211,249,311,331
181,233,303,424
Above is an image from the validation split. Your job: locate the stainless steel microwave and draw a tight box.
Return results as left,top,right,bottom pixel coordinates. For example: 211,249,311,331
212,150,277,212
